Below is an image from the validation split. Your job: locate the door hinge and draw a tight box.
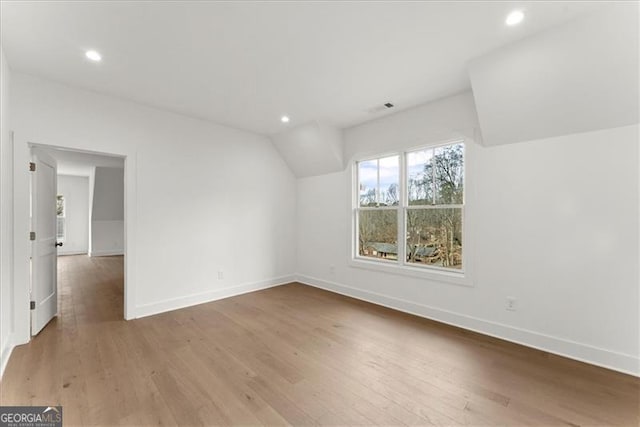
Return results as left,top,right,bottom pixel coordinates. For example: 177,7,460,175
29,162,36,172
30,301,36,310
29,231,36,241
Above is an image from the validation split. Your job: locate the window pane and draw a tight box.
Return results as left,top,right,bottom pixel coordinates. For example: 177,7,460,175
56,195,65,217
406,208,462,269
378,155,399,206
434,143,464,204
358,156,400,207
358,209,398,260
407,149,434,205
57,217,65,241
358,160,377,207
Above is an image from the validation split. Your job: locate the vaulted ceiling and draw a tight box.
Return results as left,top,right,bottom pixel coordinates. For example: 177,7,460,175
0,1,606,135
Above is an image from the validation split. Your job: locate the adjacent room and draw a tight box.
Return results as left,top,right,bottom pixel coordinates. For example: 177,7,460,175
0,1,638,426
48,147,126,327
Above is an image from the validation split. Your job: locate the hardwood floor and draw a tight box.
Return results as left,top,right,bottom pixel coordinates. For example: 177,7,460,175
1,255,638,426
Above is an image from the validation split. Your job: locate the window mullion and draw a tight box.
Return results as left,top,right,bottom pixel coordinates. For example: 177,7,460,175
398,152,407,265
354,208,359,258
376,158,380,207
431,147,437,205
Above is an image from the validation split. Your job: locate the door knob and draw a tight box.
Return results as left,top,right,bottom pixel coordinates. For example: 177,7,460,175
56,242,63,247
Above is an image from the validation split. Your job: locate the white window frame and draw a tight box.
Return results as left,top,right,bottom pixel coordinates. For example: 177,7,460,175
350,139,471,287
354,154,401,265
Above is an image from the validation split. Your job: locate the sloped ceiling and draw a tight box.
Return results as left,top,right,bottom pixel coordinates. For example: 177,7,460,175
468,4,639,146
271,122,343,178
0,1,605,135
274,4,638,175
3,2,637,177
41,146,124,177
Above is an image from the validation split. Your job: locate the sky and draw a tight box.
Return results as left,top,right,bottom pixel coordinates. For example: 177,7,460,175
359,150,433,203
407,149,432,181
358,156,398,202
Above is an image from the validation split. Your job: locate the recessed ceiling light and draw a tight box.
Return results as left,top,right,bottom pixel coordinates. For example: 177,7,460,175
85,50,102,62
505,10,525,26
281,115,290,123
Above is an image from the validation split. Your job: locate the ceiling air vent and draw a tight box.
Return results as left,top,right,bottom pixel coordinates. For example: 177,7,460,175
366,102,395,114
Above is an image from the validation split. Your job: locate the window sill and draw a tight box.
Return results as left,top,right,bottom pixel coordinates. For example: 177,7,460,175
349,257,472,287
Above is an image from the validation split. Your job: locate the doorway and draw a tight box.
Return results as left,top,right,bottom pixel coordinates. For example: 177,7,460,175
29,144,126,334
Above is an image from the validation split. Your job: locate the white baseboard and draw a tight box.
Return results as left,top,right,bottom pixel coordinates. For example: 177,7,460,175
296,274,640,377
58,250,88,256
135,275,296,319
90,249,124,257
1,337,14,379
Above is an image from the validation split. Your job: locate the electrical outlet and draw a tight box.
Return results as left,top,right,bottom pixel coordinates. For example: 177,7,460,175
217,271,224,280
506,297,517,311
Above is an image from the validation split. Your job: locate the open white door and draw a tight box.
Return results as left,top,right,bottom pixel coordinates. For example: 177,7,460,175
30,148,59,336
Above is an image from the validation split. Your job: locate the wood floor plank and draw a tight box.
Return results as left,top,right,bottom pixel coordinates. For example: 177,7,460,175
1,255,638,426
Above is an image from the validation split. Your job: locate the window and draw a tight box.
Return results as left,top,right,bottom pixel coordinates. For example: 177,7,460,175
354,141,465,274
56,194,65,241
357,155,400,261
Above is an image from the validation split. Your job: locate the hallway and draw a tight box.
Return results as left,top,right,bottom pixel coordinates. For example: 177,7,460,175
58,255,124,323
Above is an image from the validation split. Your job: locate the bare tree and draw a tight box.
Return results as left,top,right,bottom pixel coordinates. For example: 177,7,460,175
384,183,399,206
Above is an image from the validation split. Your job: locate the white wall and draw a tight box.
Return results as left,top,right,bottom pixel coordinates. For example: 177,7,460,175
10,73,297,346
91,222,124,257
0,46,14,376
296,92,640,375
91,166,124,256
57,175,89,255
